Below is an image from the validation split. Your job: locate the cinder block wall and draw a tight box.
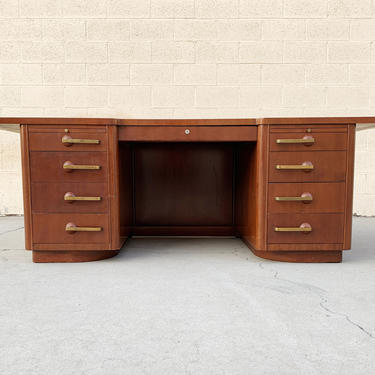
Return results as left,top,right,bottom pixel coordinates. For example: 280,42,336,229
0,0,374,215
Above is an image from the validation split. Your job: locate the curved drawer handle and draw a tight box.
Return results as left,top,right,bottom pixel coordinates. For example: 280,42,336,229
275,192,313,203
276,136,314,145
274,223,312,233
64,192,101,202
63,161,101,171
65,222,102,233
276,161,314,171
62,134,100,146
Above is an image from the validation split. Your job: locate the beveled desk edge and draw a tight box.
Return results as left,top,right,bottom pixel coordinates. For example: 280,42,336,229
0,116,374,124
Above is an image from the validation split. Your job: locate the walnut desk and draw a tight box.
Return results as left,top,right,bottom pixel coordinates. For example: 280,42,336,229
1,117,373,263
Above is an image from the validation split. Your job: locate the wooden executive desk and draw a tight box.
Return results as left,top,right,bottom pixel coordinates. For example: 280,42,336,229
1,117,373,263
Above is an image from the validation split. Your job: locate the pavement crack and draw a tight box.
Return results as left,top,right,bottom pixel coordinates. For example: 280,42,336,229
320,297,374,339
0,226,24,235
259,262,374,340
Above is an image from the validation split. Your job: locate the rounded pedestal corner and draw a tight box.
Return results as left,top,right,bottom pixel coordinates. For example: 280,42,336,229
32,250,119,263
250,248,343,263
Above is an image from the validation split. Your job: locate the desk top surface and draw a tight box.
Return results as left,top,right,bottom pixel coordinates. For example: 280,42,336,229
0,117,375,128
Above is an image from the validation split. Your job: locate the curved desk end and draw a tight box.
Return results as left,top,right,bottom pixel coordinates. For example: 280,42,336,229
250,248,342,263
32,250,119,263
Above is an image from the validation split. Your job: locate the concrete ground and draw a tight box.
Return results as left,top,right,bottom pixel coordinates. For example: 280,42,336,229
0,217,374,375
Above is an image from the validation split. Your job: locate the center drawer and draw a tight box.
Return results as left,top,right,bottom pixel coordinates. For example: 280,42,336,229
119,126,257,142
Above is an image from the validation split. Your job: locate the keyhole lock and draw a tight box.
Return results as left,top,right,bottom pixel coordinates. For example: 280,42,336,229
185,129,190,135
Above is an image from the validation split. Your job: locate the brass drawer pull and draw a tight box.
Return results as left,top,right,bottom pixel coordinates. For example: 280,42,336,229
62,134,100,146
276,161,314,171
65,222,102,233
64,192,101,202
63,161,101,171
276,136,315,145
274,223,312,233
275,192,313,203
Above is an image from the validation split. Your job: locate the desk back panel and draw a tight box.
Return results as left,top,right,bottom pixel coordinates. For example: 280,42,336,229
132,143,234,227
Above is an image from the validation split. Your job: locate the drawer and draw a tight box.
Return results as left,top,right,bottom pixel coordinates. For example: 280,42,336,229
31,182,108,213
270,132,347,151
30,151,107,182
269,151,346,182
268,213,344,244
32,213,109,244
29,127,107,151
119,126,257,142
270,124,348,133
268,182,346,213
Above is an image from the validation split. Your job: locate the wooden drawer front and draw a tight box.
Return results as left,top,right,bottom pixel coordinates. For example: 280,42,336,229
270,132,347,151
30,151,107,182
268,182,346,213
32,213,109,244
270,124,347,133
269,151,346,182
268,213,344,244
31,182,108,213
29,127,107,151
119,126,257,142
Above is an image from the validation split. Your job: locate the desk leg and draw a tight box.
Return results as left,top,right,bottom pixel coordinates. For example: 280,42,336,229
32,250,119,263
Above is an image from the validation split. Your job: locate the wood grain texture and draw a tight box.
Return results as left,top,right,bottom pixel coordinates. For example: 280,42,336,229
119,126,257,142
32,213,110,245
270,132,347,151
31,182,108,213
267,244,343,251
1,118,116,125
29,127,107,151
13,117,359,263
269,150,347,182
268,213,344,245
107,125,121,250
33,250,119,263
118,142,133,238
258,117,375,125
133,143,234,226
30,151,108,182
270,125,347,133
268,182,346,214
251,249,342,262
243,236,342,262
343,124,356,249
20,125,33,250
131,226,235,236
0,116,374,127
236,124,269,251
118,119,256,126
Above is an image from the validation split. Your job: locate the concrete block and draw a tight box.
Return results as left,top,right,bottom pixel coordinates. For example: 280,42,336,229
131,64,173,85
196,86,239,107
152,41,195,63
174,64,217,85
218,64,261,85
152,86,195,107
109,42,151,63
240,42,283,63
197,41,238,63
